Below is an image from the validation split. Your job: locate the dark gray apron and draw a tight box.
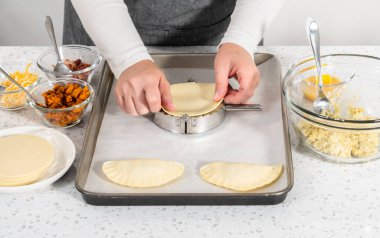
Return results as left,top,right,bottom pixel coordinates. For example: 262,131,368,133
63,0,237,46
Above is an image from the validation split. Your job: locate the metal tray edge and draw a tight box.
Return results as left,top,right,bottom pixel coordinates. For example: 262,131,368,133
75,53,294,205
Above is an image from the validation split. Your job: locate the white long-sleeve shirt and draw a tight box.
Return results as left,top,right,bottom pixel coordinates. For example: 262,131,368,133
71,0,284,79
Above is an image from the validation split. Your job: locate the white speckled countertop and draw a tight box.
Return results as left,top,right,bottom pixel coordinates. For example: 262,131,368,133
1,46,380,238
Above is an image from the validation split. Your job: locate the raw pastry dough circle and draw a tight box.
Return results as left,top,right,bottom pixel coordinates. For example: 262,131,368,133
200,162,283,192
0,134,54,186
102,159,185,188
163,82,223,117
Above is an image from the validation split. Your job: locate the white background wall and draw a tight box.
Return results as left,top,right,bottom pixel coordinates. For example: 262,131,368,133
0,0,65,46
0,0,379,46
265,0,380,45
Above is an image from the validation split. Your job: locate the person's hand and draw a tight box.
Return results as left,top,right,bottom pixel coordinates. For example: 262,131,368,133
115,60,175,116
213,43,260,104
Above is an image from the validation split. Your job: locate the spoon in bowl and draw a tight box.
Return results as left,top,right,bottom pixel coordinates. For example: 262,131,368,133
0,66,38,105
306,18,334,114
44,16,71,76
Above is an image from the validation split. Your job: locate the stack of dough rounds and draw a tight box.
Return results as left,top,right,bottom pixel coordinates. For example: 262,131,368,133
163,82,223,117
200,162,283,192
102,159,185,188
0,134,55,186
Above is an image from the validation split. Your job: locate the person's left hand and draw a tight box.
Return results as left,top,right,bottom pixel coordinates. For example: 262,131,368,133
213,42,260,104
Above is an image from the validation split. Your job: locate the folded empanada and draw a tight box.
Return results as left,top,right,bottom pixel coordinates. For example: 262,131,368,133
102,159,184,188
200,162,282,192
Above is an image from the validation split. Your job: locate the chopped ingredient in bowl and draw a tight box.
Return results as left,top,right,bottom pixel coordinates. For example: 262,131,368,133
0,63,38,108
63,59,91,80
41,83,90,108
298,107,380,158
38,83,90,127
63,59,91,71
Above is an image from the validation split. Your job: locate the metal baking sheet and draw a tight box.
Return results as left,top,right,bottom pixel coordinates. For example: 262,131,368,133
76,53,294,205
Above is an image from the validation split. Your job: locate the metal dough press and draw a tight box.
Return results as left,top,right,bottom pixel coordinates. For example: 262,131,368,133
153,103,262,134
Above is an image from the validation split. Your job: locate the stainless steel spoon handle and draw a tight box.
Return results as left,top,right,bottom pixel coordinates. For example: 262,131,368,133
308,19,323,88
224,104,262,111
0,66,35,102
45,16,62,63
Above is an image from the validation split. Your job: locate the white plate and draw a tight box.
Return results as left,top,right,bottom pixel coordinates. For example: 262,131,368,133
0,126,75,193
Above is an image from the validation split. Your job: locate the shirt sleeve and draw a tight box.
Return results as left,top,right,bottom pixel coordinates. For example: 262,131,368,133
71,0,152,79
220,0,285,56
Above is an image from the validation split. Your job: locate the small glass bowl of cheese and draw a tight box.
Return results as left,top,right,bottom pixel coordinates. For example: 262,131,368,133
283,54,380,163
0,62,42,110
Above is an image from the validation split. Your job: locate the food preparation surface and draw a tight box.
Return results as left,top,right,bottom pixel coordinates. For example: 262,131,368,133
78,53,291,204
1,46,380,237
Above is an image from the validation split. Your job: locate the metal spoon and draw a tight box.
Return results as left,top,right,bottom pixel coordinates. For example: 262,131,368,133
0,66,38,105
44,16,71,76
306,18,334,114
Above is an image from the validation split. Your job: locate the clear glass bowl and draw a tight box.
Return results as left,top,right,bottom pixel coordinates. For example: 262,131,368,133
28,78,95,128
37,45,102,83
0,62,42,110
283,54,380,163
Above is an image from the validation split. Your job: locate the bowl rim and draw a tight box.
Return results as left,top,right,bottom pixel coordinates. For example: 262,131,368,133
27,78,95,113
36,44,102,75
283,53,380,125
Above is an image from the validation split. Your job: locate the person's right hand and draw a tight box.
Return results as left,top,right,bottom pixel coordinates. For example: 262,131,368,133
115,60,175,116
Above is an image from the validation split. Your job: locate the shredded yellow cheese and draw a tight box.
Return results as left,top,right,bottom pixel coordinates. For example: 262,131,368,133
0,63,39,108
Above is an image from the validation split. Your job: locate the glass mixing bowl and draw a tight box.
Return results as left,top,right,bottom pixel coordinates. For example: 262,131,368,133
283,54,380,163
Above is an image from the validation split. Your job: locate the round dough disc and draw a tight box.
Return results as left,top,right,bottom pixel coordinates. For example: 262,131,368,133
162,82,223,117
0,134,54,186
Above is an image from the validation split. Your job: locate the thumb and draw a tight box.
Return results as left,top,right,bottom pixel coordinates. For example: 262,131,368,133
213,61,230,101
159,77,175,111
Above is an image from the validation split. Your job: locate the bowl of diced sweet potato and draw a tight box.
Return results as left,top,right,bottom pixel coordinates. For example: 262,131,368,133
27,78,94,128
